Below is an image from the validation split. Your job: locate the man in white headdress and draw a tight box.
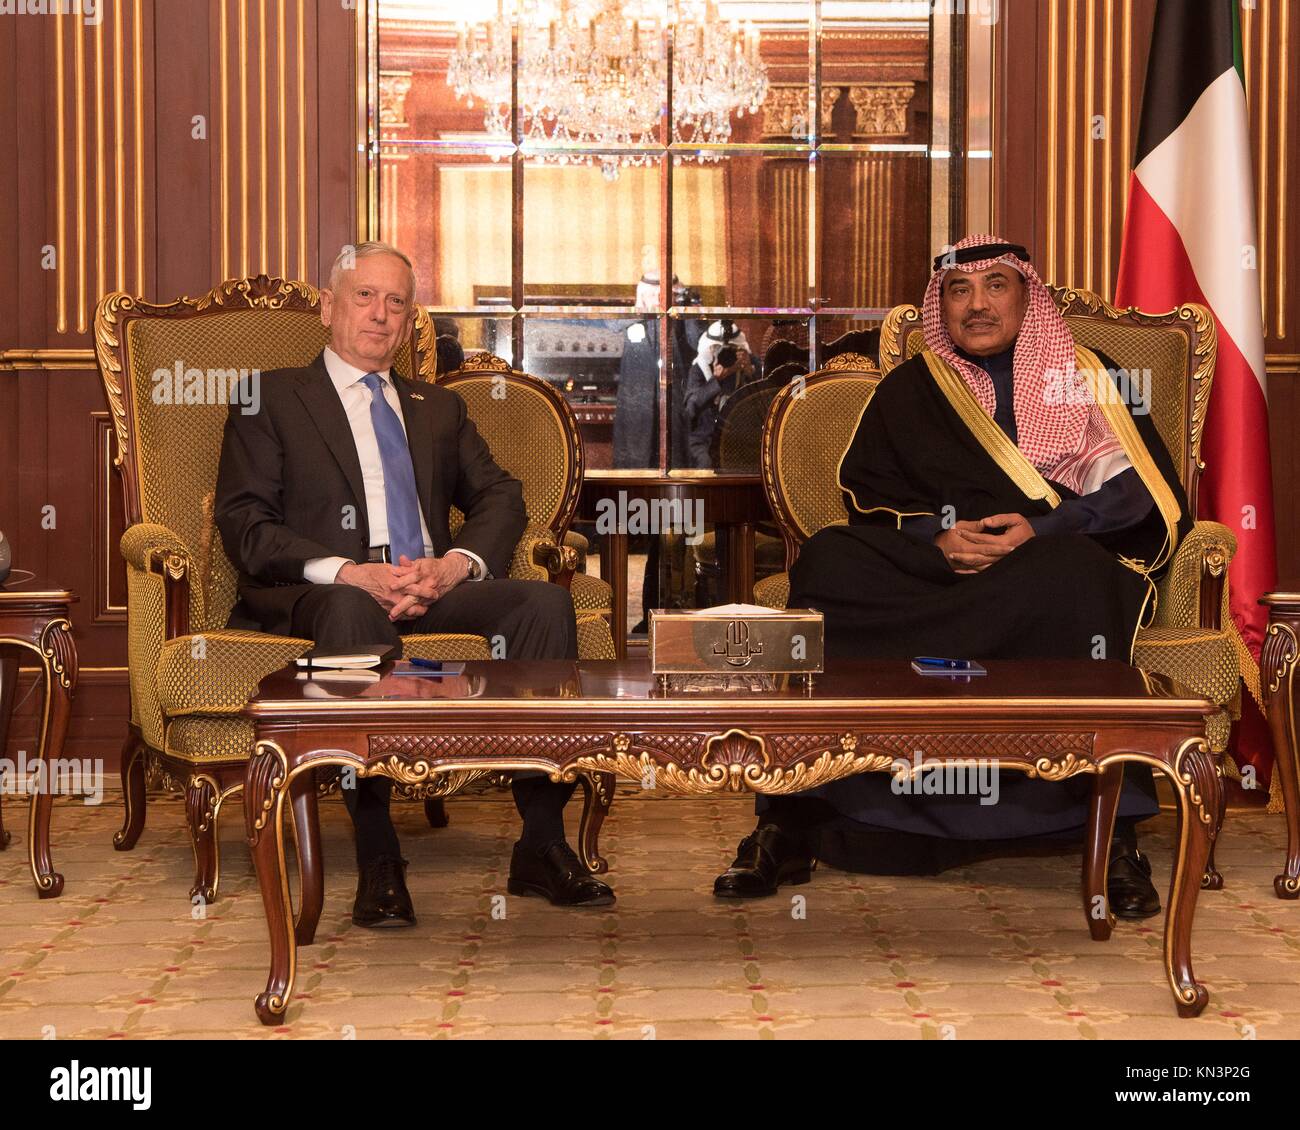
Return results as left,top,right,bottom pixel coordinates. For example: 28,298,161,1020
681,319,756,468
713,235,1191,919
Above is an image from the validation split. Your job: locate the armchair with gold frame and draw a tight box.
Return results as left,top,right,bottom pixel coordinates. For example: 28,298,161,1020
94,276,615,902
752,296,1240,887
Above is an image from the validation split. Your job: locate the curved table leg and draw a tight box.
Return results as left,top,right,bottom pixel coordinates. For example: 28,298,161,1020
0,654,17,850
577,771,614,875
1083,763,1122,941
31,621,75,898
245,742,295,1026
1162,740,1220,1018
290,772,324,947
113,729,147,851
1262,619,1300,899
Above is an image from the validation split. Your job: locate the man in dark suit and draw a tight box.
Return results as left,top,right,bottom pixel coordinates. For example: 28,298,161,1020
215,241,614,926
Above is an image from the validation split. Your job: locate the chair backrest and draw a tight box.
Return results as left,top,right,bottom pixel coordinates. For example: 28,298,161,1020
822,327,881,366
710,373,789,472
761,355,883,562
763,338,807,373
94,275,435,628
439,364,583,537
878,287,1217,511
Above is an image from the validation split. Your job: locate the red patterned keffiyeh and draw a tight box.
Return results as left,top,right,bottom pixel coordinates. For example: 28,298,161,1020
921,233,1122,497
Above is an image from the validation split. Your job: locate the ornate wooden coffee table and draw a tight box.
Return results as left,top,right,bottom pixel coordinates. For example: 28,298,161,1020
243,658,1217,1024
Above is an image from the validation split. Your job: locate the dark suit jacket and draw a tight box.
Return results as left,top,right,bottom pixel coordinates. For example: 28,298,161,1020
214,352,526,635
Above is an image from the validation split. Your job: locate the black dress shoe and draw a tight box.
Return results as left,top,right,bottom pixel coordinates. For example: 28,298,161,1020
507,840,616,907
1108,842,1161,920
713,823,814,899
352,855,416,928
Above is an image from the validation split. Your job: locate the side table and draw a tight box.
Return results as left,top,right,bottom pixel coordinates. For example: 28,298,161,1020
0,573,78,897
1261,590,1300,898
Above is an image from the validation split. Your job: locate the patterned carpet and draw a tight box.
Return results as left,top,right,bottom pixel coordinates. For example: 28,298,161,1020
0,786,1297,1040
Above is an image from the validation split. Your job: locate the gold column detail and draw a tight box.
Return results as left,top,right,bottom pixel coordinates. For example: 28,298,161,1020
1121,0,1131,237
1046,0,1058,285
378,72,412,250
259,0,269,274
278,0,287,277
1102,0,1113,293
95,12,105,309
1276,0,1288,337
74,6,86,332
1257,0,1270,328
759,85,839,141
239,0,249,277
379,71,413,126
55,9,66,333
133,0,144,293
848,84,914,139
1083,0,1095,293
1064,0,1077,288
219,0,230,280
114,0,125,291
297,0,307,281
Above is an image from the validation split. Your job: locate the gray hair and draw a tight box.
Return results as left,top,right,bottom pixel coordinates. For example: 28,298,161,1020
327,240,417,298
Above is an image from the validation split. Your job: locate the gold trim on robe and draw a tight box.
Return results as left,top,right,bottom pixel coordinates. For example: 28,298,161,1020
1072,344,1183,574
919,351,1063,508
834,392,937,528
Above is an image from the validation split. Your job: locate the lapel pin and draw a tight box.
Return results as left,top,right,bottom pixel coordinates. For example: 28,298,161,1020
409,391,425,400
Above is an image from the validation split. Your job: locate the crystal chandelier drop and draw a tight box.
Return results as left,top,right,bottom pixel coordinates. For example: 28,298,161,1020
448,0,768,180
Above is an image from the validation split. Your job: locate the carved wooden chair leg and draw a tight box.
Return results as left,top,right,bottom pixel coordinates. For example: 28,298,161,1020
0,654,16,848
290,770,324,947
1201,754,1227,890
113,729,148,851
424,798,449,828
576,771,615,875
1083,763,1124,941
185,775,220,906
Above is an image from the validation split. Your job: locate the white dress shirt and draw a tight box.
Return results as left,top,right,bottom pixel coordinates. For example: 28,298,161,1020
302,348,488,585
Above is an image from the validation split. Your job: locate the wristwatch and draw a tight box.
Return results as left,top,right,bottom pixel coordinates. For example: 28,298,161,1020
462,554,483,581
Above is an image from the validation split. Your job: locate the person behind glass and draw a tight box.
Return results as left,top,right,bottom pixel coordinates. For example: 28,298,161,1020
681,320,756,469
214,241,614,927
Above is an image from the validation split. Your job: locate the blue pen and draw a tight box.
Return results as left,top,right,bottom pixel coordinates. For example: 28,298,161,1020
408,658,444,671
914,656,972,670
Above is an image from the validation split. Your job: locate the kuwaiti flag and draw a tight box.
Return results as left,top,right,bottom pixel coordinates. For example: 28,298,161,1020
1115,0,1276,780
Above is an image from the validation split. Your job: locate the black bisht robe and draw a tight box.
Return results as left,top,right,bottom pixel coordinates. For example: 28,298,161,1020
781,348,1192,861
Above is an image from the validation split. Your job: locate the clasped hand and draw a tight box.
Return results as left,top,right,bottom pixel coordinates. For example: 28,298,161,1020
337,553,469,621
933,513,1034,574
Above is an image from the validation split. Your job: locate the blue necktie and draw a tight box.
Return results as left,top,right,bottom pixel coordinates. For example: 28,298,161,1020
360,372,425,563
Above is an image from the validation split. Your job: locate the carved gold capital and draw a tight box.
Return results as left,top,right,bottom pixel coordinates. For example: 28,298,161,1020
379,71,413,128
849,83,914,138
760,85,840,140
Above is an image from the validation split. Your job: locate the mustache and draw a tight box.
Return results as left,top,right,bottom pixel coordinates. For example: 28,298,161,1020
962,314,998,327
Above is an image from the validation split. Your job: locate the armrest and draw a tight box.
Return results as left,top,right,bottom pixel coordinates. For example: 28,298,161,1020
508,521,577,588
120,522,199,640
1151,520,1236,631
157,629,311,715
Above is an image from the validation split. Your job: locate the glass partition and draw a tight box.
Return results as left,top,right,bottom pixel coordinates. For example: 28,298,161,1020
370,0,947,473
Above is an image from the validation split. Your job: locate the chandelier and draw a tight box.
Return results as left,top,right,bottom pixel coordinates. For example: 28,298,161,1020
448,0,768,179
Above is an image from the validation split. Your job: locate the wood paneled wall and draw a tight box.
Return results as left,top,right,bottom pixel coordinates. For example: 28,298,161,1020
0,0,359,759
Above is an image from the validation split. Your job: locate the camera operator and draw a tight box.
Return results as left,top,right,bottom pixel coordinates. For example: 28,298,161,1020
681,319,757,469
